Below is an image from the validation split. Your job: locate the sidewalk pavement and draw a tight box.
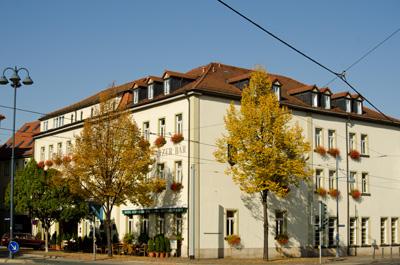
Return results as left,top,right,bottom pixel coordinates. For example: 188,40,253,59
1,250,400,264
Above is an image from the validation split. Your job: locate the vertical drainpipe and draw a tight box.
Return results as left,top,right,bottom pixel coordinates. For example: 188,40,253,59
186,92,193,259
346,117,350,256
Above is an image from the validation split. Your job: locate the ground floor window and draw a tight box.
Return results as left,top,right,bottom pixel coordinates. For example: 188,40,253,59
140,214,149,235
157,213,165,235
350,218,357,246
175,213,182,235
381,218,388,245
275,211,287,236
392,218,398,244
361,217,369,246
128,217,134,235
328,217,336,247
226,210,237,236
314,216,321,247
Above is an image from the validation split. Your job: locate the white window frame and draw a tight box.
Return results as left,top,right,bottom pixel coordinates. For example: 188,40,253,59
148,84,154,99
143,121,150,141
157,213,165,235
226,210,237,236
349,133,356,150
315,128,322,148
315,169,323,189
356,101,362,114
324,94,331,109
66,141,72,154
392,218,398,244
328,130,335,149
48,145,54,160
328,170,336,190
275,211,286,236
361,217,369,246
140,214,149,235
349,171,357,190
346,99,351,113
158,118,166,137
175,114,183,134
175,161,183,183
128,217,134,235
40,146,45,161
361,173,369,194
312,93,318,107
328,217,337,247
381,218,388,245
57,142,63,156
350,217,357,246
175,213,183,235
133,90,139,104
272,84,280,101
157,163,165,179
361,134,368,155
164,79,170,95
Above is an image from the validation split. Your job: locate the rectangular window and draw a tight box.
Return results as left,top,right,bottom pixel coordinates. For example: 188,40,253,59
361,217,369,245
164,79,170,95
349,171,356,190
175,161,183,183
175,114,183,134
143,122,150,141
328,170,336,190
381,218,388,245
140,214,149,236
176,213,183,235
392,218,398,244
272,85,280,101
66,141,72,154
349,133,356,150
346,99,351,113
315,169,323,190
43,121,48,131
57,142,63,156
90,108,94,117
328,217,336,247
48,145,54,160
80,111,83,120
361,173,368,194
314,216,320,247
128,218,134,235
350,218,357,246
60,116,64,126
315,128,322,148
312,93,318,107
157,213,165,235
157,163,165,179
356,101,362,114
328,130,335,149
158,118,166,137
40,147,45,161
324,95,331,109
275,211,286,236
226,210,237,236
148,84,154,99
133,90,139,104
361,134,368,155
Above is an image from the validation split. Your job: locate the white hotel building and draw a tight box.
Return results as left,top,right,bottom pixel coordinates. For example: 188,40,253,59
33,62,400,258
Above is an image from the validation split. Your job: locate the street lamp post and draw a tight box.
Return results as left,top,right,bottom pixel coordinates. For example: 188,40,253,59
0,66,33,258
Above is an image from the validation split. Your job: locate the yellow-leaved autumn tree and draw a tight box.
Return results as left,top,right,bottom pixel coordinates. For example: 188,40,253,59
214,69,311,260
62,92,154,256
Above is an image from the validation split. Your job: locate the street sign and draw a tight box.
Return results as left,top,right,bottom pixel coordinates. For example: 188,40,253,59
8,241,19,254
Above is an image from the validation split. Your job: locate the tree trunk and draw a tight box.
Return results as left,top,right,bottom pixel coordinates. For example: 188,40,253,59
262,190,269,260
44,224,49,253
105,209,112,257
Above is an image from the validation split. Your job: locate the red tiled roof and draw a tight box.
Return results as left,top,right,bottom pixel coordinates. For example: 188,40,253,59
162,70,196,80
331,91,351,99
320,87,332,94
288,85,317,95
147,76,163,83
0,120,40,159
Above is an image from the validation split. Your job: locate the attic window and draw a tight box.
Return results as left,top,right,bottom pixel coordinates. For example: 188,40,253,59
346,99,351,113
148,84,154,100
323,94,331,109
355,100,362,115
133,90,139,104
312,93,319,107
272,82,281,101
164,79,170,95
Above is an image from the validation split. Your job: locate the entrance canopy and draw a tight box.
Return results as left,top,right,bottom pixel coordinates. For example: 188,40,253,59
122,207,187,216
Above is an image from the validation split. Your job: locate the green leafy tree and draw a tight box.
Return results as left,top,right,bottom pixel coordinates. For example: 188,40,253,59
62,92,154,256
6,160,88,252
215,69,311,260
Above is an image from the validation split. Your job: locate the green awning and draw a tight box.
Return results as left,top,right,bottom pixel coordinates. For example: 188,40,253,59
122,207,187,216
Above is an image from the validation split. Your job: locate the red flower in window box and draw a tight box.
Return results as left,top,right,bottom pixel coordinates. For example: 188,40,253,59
316,187,327,197
45,160,53,167
275,234,289,245
327,148,340,158
350,189,361,200
314,146,326,156
170,182,183,192
224,235,241,247
138,138,150,149
171,133,184,144
62,155,72,164
328,189,340,198
349,150,361,160
154,136,166,148
37,161,45,169
53,156,63,166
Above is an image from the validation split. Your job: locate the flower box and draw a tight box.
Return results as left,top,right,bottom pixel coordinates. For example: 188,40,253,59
62,155,72,163
154,136,166,148
350,189,361,200
53,156,63,166
37,161,45,169
349,150,361,160
275,234,289,245
152,178,166,193
316,187,327,197
171,133,184,144
225,235,241,247
328,189,340,198
170,182,183,192
327,148,340,158
45,160,53,167
314,146,326,156
139,138,150,149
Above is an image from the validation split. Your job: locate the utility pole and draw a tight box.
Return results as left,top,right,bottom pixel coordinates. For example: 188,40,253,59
189,164,195,259
336,154,340,257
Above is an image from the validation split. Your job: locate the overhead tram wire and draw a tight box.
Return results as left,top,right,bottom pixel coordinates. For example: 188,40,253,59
216,0,396,123
324,27,400,87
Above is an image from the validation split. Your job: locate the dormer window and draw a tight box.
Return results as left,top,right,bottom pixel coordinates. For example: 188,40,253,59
133,90,139,104
312,93,319,107
323,94,331,109
346,99,351,113
164,79,170,95
355,100,362,114
272,82,281,101
148,84,154,99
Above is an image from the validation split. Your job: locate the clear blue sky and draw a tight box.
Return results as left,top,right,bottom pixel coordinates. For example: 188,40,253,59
0,0,399,142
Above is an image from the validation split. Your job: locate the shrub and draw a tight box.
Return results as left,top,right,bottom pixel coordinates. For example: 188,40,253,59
171,133,184,144
154,136,166,148
165,237,171,253
349,150,361,160
315,146,326,156
123,233,134,244
225,234,241,247
327,148,340,158
147,239,155,252
154,236,161,253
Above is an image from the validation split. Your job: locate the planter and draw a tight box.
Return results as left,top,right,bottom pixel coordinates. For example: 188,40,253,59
159,252,166,258
316,187,327,197
350,189,361,200
148,252,155,257
327,148,340,158
45,160,53,167
152,178,166,193
275,234,289,245
328,189,340,198
225,234,241,247
349,150,361,160
154,136,166,148
170,182,183,192
62,155,72,163
171,133,184,144
314,146,326,156
53,156,63,166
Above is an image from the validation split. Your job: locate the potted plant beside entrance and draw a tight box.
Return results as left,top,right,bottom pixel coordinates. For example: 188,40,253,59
147,239,155,257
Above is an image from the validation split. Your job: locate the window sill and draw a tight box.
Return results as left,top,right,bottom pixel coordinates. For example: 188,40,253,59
360,154,369,158
361,244,371,247
362,193,371,196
